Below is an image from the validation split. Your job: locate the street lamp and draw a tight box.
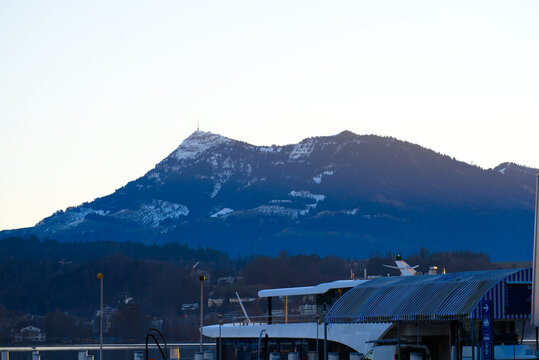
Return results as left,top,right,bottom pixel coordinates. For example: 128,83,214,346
218,313,223,360
199,275,206,353
96,273,103,360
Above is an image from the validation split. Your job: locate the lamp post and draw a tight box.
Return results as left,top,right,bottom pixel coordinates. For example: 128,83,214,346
199,275,206,353
96,273,103,360
218,313,223,360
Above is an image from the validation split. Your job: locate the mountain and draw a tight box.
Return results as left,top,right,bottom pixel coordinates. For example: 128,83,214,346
2,130,537,260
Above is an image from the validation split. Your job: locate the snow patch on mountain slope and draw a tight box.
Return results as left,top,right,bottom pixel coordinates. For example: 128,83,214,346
112,200,189,226
259,146,282,153
252,205,309,218
288,138,315,161
319,141,337,150
211,183,222,198
138,200,189,226
209,154,220,168
243,163,253,177
210,208,234,217
270,199,292,204
251,192,325,218
37,207,110,230
65,208,109,227
289,190,326,202
172,131,231,161
147,171,161,182
313,170,335,184
208,156,235,198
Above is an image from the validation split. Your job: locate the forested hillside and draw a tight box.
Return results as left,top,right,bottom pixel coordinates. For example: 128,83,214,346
0,236,518,343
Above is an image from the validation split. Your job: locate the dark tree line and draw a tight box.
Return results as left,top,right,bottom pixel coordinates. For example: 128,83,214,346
0,235,251,270
0,236,519,343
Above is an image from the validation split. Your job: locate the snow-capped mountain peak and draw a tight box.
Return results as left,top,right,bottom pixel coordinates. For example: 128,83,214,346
172,131,232,161
4,130,538,261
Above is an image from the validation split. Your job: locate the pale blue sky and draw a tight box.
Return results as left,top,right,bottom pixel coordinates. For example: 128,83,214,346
1,1,538,230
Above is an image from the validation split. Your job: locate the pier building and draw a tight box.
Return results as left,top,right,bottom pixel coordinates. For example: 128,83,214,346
203,268,534,360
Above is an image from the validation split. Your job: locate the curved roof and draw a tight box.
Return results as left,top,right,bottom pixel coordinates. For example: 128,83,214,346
258,279,367,298
325,268,531,323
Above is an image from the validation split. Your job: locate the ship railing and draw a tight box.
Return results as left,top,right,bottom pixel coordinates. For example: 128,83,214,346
228,313,319,326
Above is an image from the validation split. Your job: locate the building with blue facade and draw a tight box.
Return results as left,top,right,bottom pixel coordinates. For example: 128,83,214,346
326,268,533,360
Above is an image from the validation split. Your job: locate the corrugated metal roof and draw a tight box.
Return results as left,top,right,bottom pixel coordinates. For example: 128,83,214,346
325,268,531,323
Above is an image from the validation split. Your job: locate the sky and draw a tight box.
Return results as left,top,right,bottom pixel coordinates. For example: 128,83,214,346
1,0,538,231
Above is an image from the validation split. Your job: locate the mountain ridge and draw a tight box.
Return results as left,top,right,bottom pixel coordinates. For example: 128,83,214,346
2,130,537,261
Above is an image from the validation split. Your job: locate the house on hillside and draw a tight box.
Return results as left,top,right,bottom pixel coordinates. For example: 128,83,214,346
208,298,224,308
181,303,199,312
92,306,117,334
13,326,46,343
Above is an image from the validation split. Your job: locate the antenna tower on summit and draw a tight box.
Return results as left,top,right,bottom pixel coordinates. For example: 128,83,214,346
197,118,200,131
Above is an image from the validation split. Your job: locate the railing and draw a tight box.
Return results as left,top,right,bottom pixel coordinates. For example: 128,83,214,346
0,342,216,360
0,343,215,351
228,314,320,326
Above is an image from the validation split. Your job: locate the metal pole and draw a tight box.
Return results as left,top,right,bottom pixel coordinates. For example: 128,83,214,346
458,321,461,360
100,277,103,360
97,273,103,360
316,316,319,354
535,327,538,359
268,297,272,325
264,334,269,360
471,320,475,360
235,291,250,323
219,314,223,360
532,174,539,327
285,296,288,324
200,275,205,353
397,321,400,360
457,320,462,360
449,322,452,360
323,322,327,360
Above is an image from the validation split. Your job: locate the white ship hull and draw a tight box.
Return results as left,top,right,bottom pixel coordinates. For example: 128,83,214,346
203,322,391,355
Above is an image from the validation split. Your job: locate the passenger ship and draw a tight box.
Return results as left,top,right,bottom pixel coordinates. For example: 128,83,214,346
202,279,391,360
